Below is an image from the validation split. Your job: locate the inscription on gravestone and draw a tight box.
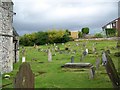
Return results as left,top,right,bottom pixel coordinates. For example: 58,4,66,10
14,62,34,89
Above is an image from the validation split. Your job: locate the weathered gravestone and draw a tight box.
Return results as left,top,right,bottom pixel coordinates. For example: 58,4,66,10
14,62,34,89
48,48,52,62
96,57,100,70
71,56,74,63
102,51,120,88
89,66,95,79
83,50,87,56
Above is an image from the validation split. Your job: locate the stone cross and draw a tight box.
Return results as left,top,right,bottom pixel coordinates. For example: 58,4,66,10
89,66,95,79
48,48,52,62
14,62,34,89
71,56,74,63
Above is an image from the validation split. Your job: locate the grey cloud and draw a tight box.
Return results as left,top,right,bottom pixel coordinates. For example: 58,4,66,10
12,0,119,35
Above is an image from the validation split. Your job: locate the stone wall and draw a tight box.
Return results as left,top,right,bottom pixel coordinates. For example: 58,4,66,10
0,0,19,74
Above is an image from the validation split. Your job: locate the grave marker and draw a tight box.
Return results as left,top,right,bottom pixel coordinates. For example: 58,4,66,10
103,52,120,88
89,66,95,79
96,57,100,70
14,62,34,89
48,48,52,62
71,56,74,63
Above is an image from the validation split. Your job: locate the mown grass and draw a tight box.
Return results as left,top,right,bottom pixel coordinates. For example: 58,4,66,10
2,40,119,88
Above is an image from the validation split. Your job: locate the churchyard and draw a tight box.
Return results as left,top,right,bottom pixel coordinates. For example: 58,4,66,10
1,39,120,88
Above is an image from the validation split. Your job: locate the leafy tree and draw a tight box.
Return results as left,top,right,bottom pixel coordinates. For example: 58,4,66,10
81,27,89,34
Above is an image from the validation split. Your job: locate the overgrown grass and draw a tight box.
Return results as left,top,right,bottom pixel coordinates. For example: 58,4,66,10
2,40,119,88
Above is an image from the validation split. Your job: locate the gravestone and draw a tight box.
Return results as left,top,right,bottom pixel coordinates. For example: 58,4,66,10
54,43,56,46
92,47,96,53
102,52,107,66
85,49,88,54
62,43,64,45
21,47,26,56
103,51,120,88
96,57,100,70
89,66,95,79
22,57,26,63
14,62,34,89
21,47,26,63
83,50,87,56
48,48,52,62
80,55,84,61
71,56,74,63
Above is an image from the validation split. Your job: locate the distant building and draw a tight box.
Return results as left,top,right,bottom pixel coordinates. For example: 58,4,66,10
0,0,19,73
102,17,120,36
102,1,120,37
70,31,78,39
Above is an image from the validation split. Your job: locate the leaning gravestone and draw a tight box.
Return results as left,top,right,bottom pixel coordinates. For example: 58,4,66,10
48,48,52,62
103,51,120,88
14,62,34,89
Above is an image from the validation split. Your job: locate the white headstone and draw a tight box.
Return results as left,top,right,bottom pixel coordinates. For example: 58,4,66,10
86,49,88,54
48,49,52,62
22,57,26,62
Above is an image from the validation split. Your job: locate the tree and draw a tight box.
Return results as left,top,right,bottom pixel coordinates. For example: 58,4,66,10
78,31,83,38
81,27,89,34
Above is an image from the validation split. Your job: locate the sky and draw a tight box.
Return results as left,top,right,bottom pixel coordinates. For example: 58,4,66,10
12,0,119,35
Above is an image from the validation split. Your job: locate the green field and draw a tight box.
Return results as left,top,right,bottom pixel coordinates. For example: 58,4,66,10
2,40,119,88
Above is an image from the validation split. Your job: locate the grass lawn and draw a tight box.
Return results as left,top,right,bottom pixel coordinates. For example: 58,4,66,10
2,40,119,88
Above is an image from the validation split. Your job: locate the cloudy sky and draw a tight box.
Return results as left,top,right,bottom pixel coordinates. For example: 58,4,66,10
12,0,119,35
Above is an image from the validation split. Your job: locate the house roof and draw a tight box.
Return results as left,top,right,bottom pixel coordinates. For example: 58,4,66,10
102,17,120,29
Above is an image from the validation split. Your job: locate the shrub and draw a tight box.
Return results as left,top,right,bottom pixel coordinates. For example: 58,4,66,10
94,33,103,38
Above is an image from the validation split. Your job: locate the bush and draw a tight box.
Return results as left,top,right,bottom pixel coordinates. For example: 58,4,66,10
94,33,103,38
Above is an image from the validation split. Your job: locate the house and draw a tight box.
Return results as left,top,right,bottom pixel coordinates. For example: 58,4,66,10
0,0,19,74
102,17,120,37
70,31,79,39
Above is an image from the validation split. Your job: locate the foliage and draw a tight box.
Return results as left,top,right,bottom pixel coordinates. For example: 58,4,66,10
78,31,83,38
105,28,116,37
81,27,89,34
94,33,103,38
19,29,72,46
